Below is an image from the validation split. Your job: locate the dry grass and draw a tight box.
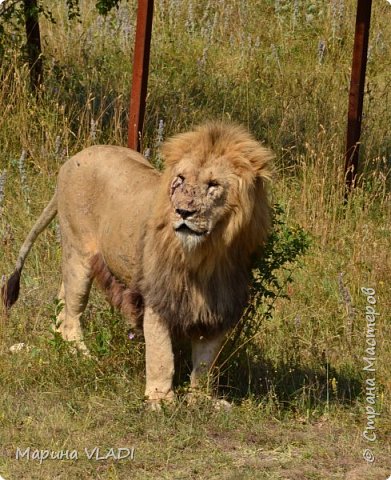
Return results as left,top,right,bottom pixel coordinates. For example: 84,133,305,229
0,0,390,478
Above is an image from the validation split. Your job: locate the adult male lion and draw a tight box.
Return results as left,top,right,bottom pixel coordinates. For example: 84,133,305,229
3,122,273,407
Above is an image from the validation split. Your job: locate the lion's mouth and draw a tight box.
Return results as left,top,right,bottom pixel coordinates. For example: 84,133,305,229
174,223,207,237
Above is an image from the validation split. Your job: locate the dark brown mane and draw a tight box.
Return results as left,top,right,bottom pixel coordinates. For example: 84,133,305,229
90,253,144,331
139,223,252,338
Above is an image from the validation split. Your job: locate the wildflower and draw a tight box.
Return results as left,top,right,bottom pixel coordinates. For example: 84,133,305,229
0,169,6,207
338,272,356,343
143,148,151,161
54,136,62,156
331,0,345,38
318,40,326,64
293,0,299,27
185,0,195,35
90,118,97,141
198,47,209,71
19,150,30,211
156,119,164,147
155,120,165,170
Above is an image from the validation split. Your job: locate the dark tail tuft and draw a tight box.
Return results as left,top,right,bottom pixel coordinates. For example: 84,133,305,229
1,270,21,309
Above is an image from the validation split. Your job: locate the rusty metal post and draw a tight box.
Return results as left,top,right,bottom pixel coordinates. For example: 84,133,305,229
24,0,43,92
128,0,154,152
345,0,372,192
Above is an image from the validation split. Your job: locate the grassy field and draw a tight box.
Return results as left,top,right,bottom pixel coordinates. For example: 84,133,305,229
0,0,390,478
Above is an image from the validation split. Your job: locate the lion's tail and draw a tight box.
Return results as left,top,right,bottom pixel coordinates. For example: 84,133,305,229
2,191,58,309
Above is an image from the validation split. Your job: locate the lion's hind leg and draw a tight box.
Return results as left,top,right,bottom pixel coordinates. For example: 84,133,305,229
55,251,92,355
188,333,231,410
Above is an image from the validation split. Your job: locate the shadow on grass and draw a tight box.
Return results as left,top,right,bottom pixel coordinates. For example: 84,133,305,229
173,341,363,411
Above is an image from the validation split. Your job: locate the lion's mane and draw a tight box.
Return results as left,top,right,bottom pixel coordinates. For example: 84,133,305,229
133,122,273,338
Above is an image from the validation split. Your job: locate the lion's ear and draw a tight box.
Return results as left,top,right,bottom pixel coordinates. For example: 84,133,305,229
246,142,274,248
247,143,274,182
228,124,274,182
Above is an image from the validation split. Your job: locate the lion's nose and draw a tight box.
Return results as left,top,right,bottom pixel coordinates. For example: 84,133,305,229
176,208,196,219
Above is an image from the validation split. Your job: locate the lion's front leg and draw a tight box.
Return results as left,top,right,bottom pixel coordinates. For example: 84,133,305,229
190,333,225,390
143,306,175,408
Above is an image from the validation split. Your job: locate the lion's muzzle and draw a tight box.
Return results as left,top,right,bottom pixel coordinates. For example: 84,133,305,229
174,219,208,250
174,221,208,236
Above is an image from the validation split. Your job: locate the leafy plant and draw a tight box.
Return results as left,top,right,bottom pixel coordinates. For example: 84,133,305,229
211,203,311,399
232,203,311,345
93,326,113,356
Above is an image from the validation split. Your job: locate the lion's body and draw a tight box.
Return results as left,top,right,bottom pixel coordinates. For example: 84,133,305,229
58,146,158,286
3,122,273,407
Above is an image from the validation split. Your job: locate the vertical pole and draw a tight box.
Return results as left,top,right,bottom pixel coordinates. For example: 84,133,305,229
345,0,372,193
128,0,154,152
24,0,43,92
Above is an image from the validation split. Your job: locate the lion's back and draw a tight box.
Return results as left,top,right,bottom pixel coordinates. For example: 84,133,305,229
57,145,161,282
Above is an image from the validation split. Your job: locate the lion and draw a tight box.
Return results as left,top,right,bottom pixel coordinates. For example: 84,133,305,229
2,121,273,407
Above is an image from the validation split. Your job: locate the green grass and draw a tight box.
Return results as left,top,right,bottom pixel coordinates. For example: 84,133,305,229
1,1,391,478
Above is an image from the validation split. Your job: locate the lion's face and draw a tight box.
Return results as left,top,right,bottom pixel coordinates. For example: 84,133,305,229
169,159,230,250
160,121,273,255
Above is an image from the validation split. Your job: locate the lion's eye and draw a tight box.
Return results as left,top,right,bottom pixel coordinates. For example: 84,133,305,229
170,175,185,195
208,180,219,189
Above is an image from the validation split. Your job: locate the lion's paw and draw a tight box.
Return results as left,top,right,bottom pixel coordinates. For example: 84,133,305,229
212,398,232,411
185,392,232,411
144,392,175,412
145,400,163,412
68,341,92,358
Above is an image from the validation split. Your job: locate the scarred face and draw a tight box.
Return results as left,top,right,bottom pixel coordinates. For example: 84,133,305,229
169,159,229,250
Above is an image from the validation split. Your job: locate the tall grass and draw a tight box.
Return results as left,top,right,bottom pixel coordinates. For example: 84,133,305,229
0,2,390,475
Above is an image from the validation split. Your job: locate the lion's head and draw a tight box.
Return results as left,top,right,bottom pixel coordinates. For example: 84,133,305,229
160,122,273,255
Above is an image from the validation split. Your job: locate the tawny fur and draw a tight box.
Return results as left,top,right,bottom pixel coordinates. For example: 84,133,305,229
4,121,273,339
3,121,273,404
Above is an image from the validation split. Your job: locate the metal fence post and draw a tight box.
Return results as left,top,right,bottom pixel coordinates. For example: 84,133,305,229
345,0,372,193
128,0,154,152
